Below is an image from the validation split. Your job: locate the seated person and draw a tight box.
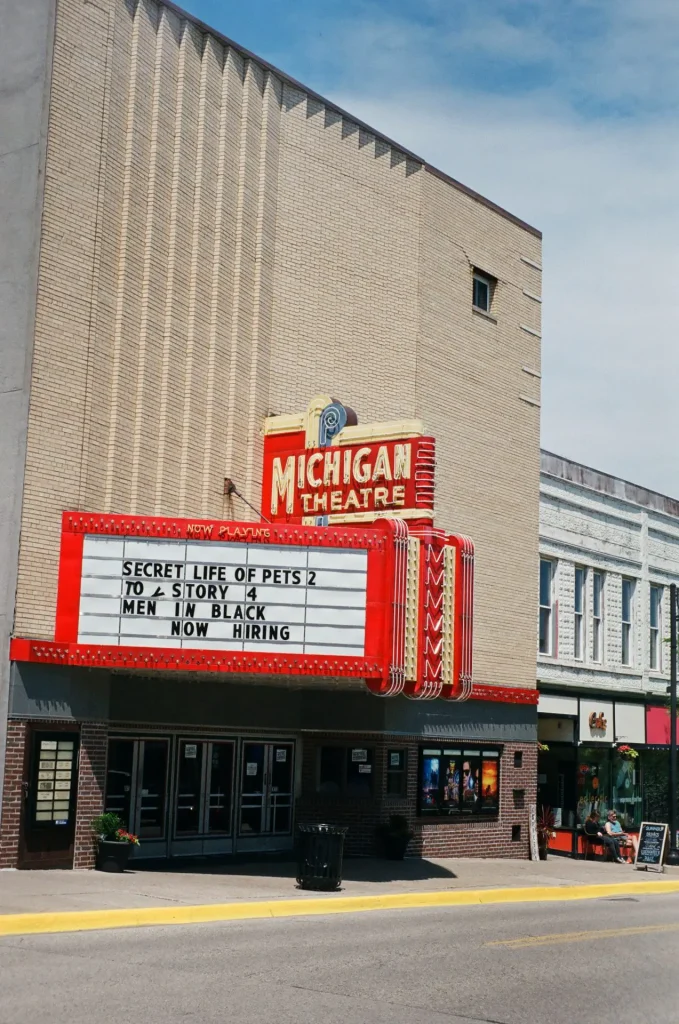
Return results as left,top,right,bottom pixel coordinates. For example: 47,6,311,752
583,810,625,863
605,809,638,856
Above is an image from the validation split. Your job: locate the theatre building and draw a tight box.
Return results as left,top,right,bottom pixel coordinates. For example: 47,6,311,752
0,0,542,869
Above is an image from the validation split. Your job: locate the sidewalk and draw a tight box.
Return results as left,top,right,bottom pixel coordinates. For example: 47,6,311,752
2,856,678,916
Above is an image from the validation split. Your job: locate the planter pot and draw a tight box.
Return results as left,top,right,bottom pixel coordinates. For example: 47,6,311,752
381,834,413,861
538,844,549,861
96,839,133,872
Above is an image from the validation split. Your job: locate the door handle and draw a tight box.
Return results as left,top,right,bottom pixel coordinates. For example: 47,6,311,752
22,781,29,802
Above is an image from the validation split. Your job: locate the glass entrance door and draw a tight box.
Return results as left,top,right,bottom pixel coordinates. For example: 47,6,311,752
105,737,170,858
207,741,235,836
105,738,135,826
239,742,267,837
170,739,235,856
237,741,294,852
269,743,294,835
175,740,204,836
103,735,293,859
137,739,168,841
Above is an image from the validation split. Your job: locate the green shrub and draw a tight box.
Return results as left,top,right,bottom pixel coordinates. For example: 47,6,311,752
91,813,124,840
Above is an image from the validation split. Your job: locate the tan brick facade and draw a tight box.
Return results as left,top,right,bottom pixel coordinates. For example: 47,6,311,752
15,0,541,696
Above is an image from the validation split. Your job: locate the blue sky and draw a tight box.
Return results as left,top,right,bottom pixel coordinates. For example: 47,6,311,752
181,0,679,493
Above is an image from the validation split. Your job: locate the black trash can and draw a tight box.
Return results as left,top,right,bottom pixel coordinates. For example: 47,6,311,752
296,823,347,891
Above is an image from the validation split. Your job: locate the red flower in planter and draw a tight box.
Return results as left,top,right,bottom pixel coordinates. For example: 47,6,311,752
115,829,140,846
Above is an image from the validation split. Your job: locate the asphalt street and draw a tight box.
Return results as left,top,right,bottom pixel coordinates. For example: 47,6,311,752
1,893,678,1024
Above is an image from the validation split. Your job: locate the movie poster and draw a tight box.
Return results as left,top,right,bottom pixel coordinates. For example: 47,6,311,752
420,754,440,810
443,758,460,810
462,759,479,809
481,759,499,810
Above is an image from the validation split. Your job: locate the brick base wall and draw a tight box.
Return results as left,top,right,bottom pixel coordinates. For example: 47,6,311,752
73,722,108,869
297,733,537,859
2,718,536,867
0,721,28,869
0,719,109,870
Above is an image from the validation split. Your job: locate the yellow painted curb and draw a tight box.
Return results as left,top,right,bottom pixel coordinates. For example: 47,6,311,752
1,880,678,938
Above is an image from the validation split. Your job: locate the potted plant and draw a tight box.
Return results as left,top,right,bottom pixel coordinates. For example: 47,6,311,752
537,805,556,860
92,812,139,872
377,814,414,860
537,742,550,753
616,745,639,762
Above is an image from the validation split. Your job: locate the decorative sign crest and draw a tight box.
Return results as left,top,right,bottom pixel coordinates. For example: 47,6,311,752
262,395,435,526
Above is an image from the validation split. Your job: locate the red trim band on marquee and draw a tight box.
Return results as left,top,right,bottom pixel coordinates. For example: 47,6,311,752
32,512,405,688
8,637,538,703
8,637,385,679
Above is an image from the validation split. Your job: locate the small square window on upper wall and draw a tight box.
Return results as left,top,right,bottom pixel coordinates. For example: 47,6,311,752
472,270,494,314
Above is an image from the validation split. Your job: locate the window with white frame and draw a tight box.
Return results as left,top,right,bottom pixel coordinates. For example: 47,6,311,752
539,559,555,655
621,578,635,666
574,566,586,660
592,571,604,662
472,271,492,313
650,584,662,671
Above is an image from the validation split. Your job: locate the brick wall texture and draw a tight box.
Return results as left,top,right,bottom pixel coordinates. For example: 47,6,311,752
73,722,108,869
298,734,538,859
0,721,27,868
15,0,542,696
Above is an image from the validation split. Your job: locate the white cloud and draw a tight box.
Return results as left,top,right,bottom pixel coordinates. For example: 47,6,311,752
285,0,679,493
316,0,679,117
332,87,679,491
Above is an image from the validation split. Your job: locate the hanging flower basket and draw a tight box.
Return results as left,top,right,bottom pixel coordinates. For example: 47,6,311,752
537,742,550,753
616,745,639,761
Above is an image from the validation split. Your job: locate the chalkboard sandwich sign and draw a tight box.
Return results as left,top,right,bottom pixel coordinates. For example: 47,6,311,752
634,822,668,872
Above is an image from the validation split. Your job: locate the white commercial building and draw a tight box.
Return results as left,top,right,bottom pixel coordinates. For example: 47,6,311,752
537,451,676,852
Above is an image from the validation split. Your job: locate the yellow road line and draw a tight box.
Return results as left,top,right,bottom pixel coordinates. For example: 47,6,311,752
487,922,679,948
1,880,678,938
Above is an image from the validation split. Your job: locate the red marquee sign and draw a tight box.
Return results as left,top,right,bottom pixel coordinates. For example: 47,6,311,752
11,512,408,691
